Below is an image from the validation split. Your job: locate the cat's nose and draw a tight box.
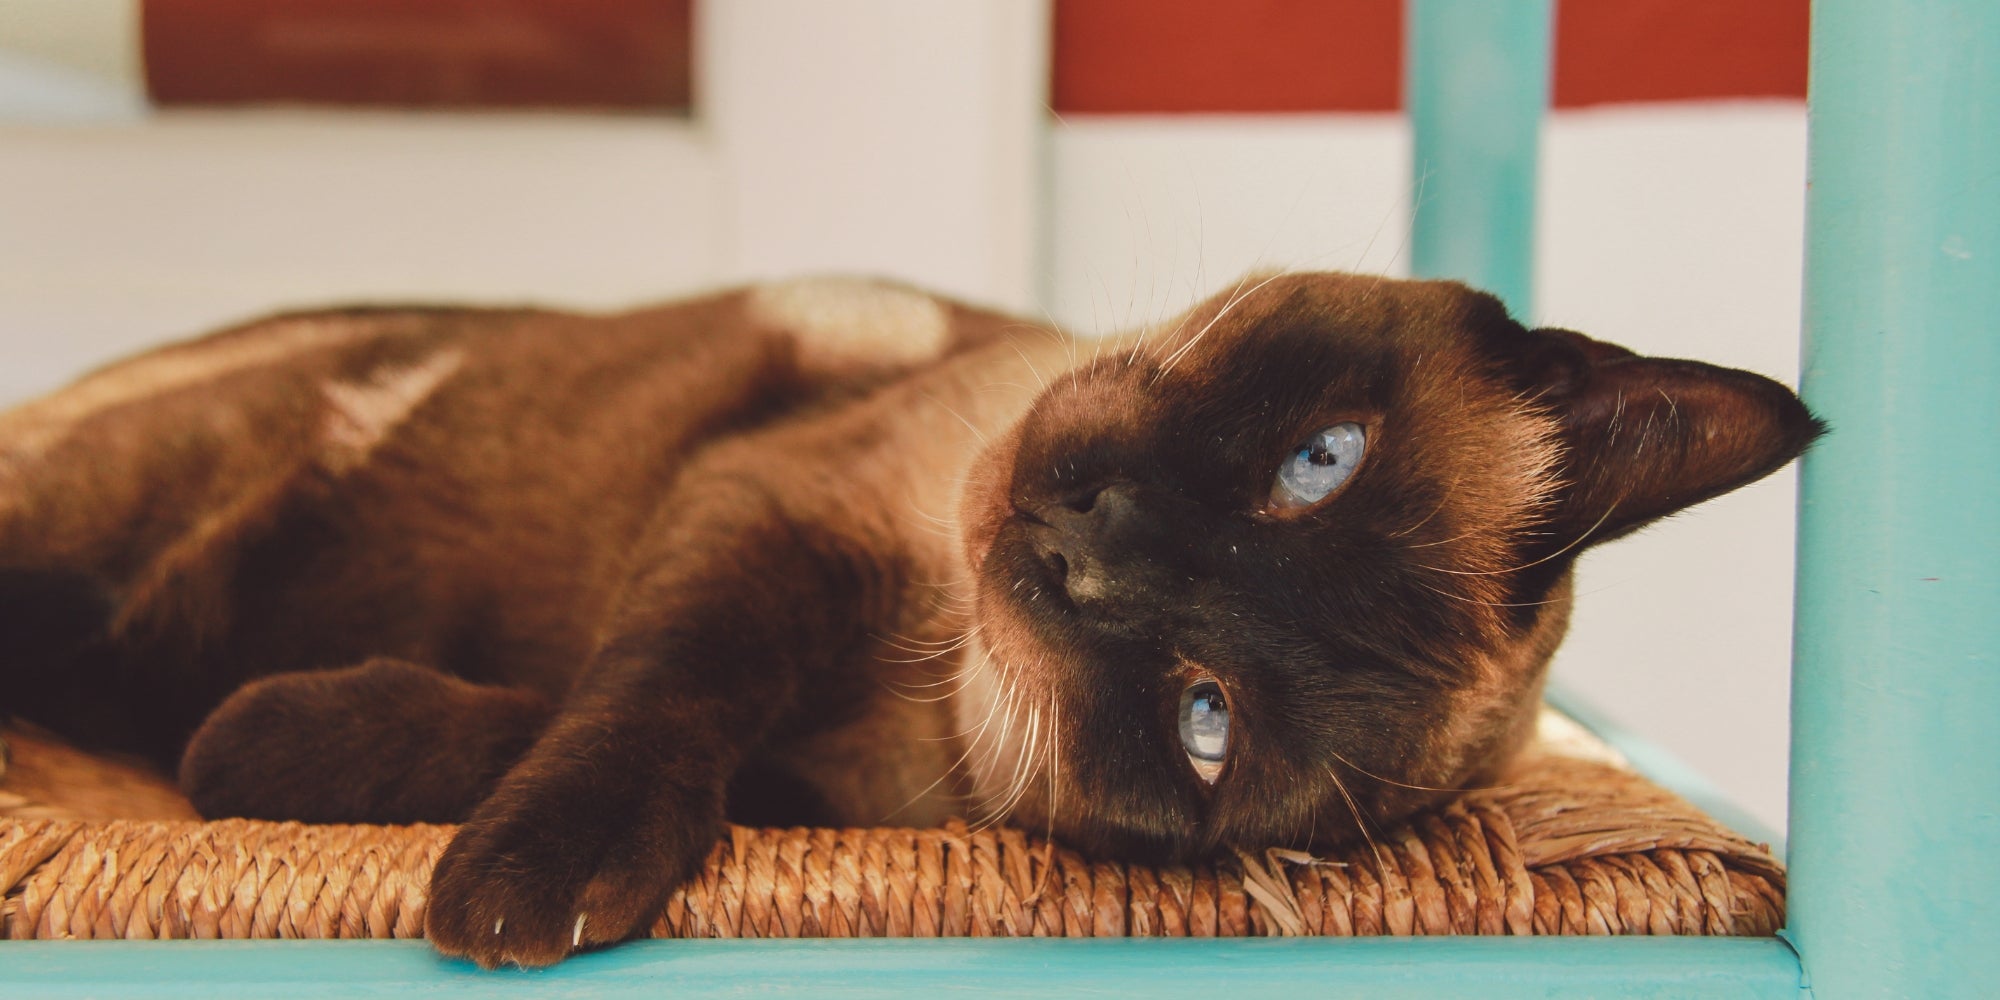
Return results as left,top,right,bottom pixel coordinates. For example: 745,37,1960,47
1025,482,1149,608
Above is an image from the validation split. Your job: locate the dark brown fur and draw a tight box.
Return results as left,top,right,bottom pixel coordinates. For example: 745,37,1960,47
0,274,1818,965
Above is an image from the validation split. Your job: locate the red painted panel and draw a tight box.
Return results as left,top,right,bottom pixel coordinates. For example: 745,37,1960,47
143,0,691,109
1053,0,1403,113
1555,0,1808,107
1052,0,1807,113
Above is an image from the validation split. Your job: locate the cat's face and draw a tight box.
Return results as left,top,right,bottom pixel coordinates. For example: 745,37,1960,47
956,273,1818,860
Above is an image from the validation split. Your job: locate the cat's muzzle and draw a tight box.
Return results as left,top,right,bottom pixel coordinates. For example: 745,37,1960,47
1019,482,1183,621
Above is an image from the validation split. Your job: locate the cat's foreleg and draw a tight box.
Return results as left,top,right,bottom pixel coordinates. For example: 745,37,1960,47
423,481,884,967
177,658,552,823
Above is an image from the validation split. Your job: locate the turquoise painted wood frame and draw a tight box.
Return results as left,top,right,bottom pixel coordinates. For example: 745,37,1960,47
5,2,1994,995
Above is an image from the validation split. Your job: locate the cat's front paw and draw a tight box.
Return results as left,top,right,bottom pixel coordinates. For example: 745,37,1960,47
424,793,719,968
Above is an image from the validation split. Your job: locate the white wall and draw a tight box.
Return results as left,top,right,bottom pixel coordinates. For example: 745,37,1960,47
0,0,1046,406
0,0,142,122
1047,103,1808,832
0,113,730,405
1539,104,1806,837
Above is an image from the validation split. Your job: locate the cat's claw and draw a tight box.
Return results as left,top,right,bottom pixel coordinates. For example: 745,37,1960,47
424,803,697,968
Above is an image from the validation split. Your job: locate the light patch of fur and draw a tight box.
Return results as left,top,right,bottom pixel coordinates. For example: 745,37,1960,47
1530,706,1630,769
0,315,406,464
747,278,950,369
319,348,467,475
1403,360,1566,607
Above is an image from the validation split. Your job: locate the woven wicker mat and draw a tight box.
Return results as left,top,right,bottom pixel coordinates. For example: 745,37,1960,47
0,723,1784,941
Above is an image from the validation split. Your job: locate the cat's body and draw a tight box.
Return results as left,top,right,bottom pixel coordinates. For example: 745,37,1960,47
0,274,1818,966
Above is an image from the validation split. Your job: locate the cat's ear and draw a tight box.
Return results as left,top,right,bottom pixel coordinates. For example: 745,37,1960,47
1506,326,1824,546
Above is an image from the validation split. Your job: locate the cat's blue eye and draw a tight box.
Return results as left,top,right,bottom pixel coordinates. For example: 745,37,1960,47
1271,422,1366,509
1178,680,1230,784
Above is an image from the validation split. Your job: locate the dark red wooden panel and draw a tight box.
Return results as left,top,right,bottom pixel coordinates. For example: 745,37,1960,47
1053,0,1403,113
143,0,691,109
1554,0,1808,107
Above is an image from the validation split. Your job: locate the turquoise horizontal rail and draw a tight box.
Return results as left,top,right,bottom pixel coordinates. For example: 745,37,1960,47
0,938,1804,999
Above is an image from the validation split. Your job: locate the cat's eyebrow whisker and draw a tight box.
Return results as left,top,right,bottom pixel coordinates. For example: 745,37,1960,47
1383,475,1464,540
1155,269,1295,380
1154,271,1254,378
1393,529,1477,550
1413,580,1569,609
1413,503,1618,578
1365,165,1431,298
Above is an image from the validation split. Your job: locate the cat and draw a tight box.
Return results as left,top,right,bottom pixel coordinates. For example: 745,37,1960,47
0,273,1819,966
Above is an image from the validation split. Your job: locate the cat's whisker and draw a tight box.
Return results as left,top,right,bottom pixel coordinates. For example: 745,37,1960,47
938,649,1006,742
875,625,978,654
897,508,957,541
1325,766,1390,874
920,392,989,446
1005,341,1051,393
879,621,980,649
976,660,1053,829
971,698,1040,828
882,688,996,820
993,705,1048,827
1024,692,1063,904
875,630,981,664
884,653,987,704
887,659,980,686
966,656,1026,788
1327,749,1502,795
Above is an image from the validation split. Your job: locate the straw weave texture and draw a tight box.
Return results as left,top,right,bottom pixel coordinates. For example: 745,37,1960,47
0,728,1783,941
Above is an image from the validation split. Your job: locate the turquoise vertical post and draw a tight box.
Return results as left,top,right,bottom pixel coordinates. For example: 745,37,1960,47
1406,0,1553,320
1791,2,2000,997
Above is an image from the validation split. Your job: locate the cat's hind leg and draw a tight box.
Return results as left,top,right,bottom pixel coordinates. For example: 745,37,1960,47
178,658,552,824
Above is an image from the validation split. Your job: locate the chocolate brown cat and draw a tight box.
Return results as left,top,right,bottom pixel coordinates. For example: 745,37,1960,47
0,274,1818,966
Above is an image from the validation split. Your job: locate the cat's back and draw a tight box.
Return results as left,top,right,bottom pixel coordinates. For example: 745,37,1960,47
0,279,1017,742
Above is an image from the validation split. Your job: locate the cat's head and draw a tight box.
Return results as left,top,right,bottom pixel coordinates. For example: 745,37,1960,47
956,272,1820,860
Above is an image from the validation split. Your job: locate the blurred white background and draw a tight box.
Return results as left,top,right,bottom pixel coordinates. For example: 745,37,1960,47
0,1,1805,832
